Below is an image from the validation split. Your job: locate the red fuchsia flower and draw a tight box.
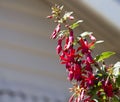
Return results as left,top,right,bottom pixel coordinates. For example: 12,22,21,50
60,48,76,81
84,97,96,102
56,38,62,54
68,67,74,81
66,29,74,49
102,80,113,97
77,34,96,54
50,24,61,39
85,73,95,86
89,34,96,42
84,60,93,72
88,34,96,49
60,48,76,64
64,37,69,50
86,52,94,63
60,52,71,69
73,63,82,81
77,38,90,54
60,47,83,81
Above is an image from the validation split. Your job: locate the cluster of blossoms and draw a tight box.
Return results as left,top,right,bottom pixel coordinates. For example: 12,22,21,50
47,5,120,102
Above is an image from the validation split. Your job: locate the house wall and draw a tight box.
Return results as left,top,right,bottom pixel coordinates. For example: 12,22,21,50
0,0,69,101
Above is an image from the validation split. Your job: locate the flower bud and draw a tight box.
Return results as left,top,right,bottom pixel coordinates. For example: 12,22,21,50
56,45,62,54
69,16,74,20
56,38,62,54
50,24,61,39
89,34,96,42
46,15,53,19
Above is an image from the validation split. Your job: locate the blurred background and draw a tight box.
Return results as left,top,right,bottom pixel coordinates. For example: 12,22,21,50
0,0,120,102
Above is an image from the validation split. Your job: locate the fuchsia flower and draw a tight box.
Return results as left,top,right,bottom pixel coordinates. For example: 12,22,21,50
89,34,96,42
64,37,69,50
102,80,113,97
77,37,89,54
66,29,74,49
56,38,62,54
69,16,74,20
77,34,96,54
47,15,53,19
85,61,93,72
50,24,61,39
68,63,90,82
68,67,74,81
60,48,76,64
73,63,82,81
85,73,95,86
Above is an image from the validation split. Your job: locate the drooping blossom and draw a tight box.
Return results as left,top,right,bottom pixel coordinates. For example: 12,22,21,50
50,24,61,39
66,29,74,49
69,16,74,20
77,34,96,54
47,15,53,19
102,80,113,97
60,48,76,64
68,67,74,81
73,63,82,81
85,73,95,86
56,38,62,54
89,34,96,42
86,53,94,64
64,37,69,50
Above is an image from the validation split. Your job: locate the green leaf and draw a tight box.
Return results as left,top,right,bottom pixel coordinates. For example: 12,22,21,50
90,40,104,50
73,39,77,46
58,30,68,38
70,20,83,29
95,51,115,62
102,95,107,100
97,81,102,86
116,75,120,87
113,62,120,77
89,86,99,100
90,44,95,49
111,95,120,102
80,32,93,38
